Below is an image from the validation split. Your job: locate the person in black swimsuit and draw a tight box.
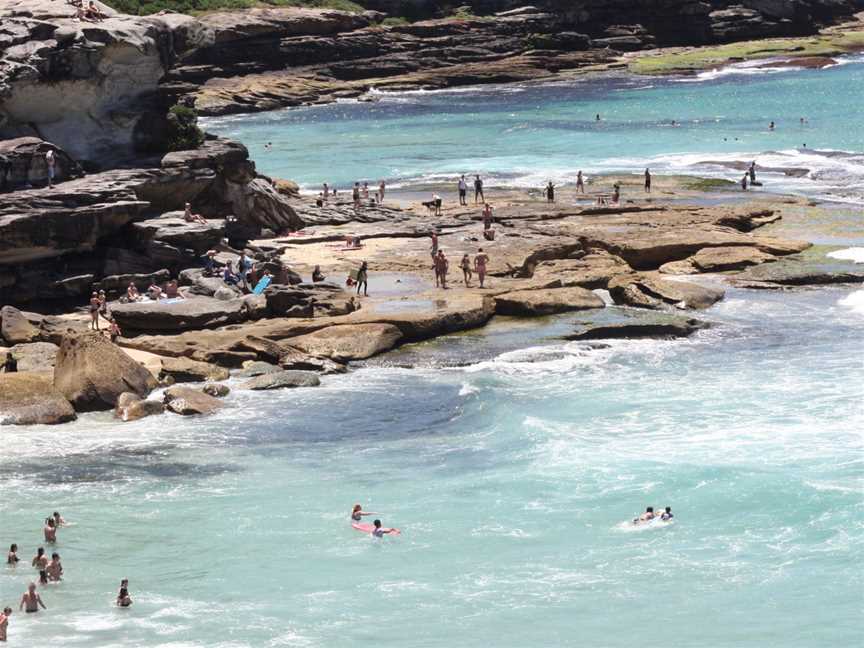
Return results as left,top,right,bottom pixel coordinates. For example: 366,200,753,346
117,579,132,607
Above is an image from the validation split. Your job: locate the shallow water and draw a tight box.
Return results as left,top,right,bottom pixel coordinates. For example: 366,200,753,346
204,56,864,203
3,63,864,646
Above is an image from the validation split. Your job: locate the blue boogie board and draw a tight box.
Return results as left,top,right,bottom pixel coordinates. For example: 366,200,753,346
253,275,272,295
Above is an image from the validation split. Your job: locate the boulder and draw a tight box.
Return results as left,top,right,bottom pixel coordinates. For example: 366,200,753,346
1,306,40,344
131,214,225,255
565,315,711,341
661,246,778,274
202,383,230,397
278,346,347,374
284,323,403,361
163,385,225,416
494,287,605,316
230,335,287,362
238,361,282,378
114,392,164,422
159,357,230,383
609,274,724,310
240,370,321,390
110,297,249,332
0,373,77,425
53,333,158,411
10,341,58,373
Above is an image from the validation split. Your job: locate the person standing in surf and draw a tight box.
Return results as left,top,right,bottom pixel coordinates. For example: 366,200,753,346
0,606,11,641
474,175,484,204
644,168,651,193
117,579,132,607
372,520,399,538
19,583,46,613
748,162,756,184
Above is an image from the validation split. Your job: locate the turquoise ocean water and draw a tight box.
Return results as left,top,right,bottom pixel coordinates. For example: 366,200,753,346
1,60,862,647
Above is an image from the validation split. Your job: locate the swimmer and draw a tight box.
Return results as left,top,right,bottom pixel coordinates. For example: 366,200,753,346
43,517,56,543
19,583,46,613
351,504,379,523
53,512,66,527
371,519,399,538
32,548,48,584
7,544,19,565
0,607,10,641
117,579,132,607
633,506,656,524
46,553,62,582
769,121,775,130
661,506,674,521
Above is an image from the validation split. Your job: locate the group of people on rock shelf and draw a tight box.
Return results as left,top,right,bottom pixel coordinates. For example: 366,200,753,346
2,511,131,641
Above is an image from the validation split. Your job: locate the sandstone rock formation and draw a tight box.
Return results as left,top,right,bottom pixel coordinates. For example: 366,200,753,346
0,372,77,425
163,385,224,415
114,392,165,422
285,323,404,361
494,286,605,316
566,314,711,340
239,370,321,390
53,333,158,411
159,356,230,383
1,306,39,344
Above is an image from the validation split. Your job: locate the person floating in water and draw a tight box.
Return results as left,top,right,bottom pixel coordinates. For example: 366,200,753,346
595,113,601,121
19,583,46,613
644,168,651,193
117,579,132,607
351,504,379,523
371,519,399,538
769,121,775,130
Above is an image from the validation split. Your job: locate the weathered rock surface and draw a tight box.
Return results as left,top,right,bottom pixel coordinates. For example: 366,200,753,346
0,137,83,190
609,274,725,310
285,323,403,361
278,347,347,374
10,341,57,373
53,333,157,411
240,370,321,390
111,297,249,332
0,372,77,425
163,385,224,415
238,361,282,378
565,315,711,340
660,246,778,274
202,383,230,397
159,356,230,383
132,214,225,256
494,286,606,316
114,392,165,422
1,306,40,344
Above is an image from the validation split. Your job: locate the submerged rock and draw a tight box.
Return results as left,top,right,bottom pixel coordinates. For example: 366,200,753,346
0,373,77,425
565,315,711,341
53,333,157,411
240,370,321,390
114,392,164,422
163,386,225,416
202,383,231,398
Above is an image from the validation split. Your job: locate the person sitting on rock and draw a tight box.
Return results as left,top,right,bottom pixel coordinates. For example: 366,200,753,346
85,1,106,21
75,5,96,22
147,283,163,300
165,280,180,299
108,318,121,344
203,250,219,275
312,265,325,282
126,282,141,303
222,261,240,286
2,352,17,374
184,202,208,225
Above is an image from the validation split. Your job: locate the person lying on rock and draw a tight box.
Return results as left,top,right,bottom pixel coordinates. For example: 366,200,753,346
184,202,208,225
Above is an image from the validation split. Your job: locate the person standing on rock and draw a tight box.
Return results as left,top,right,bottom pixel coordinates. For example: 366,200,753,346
474,248,489,289
576,170,585,194
378,180,386,203
353,182,361,209
460,253,473,287
644,168,651,193
323,183,330,200
474,175,484,204
458,175,468,206
748,161,757,184
434,251,449,289
362,182,370,200
430,231,439,258
356,261,368,297
89,292,101,331
545,181,555,203
44,149,55,188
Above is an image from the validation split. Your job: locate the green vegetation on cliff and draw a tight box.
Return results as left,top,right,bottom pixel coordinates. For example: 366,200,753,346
165,104,205,151
104,0,364,15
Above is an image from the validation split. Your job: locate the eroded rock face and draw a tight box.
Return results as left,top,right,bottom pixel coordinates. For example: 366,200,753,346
163,385,224,415
239,370,321,390
494,286,605,316
285,323,404,361
53,332,157,411
159,356,230,383
609,274,725,310
110,297,249,332
0,372,77,425
1,306,40,344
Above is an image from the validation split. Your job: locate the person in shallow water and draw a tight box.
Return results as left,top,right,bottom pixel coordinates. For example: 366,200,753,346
46,553,62,582
635,507,656,524
371,520,399,538
32,548,48,585
351,504,379,522
6,544,18,565
19,583,46,613
117,579,132,607
44,518,57,543
0,606,11,641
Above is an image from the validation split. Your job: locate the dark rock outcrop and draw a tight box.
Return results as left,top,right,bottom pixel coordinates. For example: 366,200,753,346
565,314,711,340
